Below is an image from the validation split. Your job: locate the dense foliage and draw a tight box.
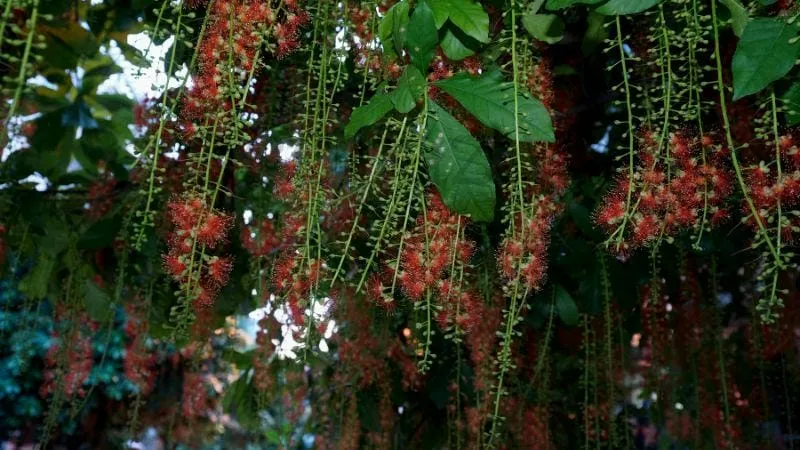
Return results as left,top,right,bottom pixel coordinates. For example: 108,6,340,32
1,0,800,448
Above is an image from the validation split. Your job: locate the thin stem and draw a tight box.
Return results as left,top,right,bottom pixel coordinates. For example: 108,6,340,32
710,0,779,261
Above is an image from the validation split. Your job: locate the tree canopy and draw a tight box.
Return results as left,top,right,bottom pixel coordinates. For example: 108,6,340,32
0,0,799,448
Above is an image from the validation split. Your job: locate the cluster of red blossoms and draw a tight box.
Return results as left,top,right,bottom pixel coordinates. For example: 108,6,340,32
273,253,322,326
40,319,96,398
349,6,379,70
596,131,732,256
497,201,556,291
181,372,210,418
182,0,307,127
163,196,233,312
183,0,272,122
498,142,570,291
252,313,278,391
273,0,309,57
123,304,157,395
368,193,477,320
743,134,800,238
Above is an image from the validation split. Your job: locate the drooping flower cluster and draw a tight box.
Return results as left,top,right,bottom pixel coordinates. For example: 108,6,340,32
124,304,157,395
497,200,556,291
368,193,478,327
40,319,96,399
596,132,732,256
183,0,273,121
163,196,233,312
252,312,278,391
273,253,322,326
742,134,800,239
349,5,380,71
181,372,210,418
85,176,116,221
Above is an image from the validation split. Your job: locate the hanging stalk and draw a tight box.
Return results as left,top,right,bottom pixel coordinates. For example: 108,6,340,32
608,16,637,251
710,0,779,262
3,0,39,136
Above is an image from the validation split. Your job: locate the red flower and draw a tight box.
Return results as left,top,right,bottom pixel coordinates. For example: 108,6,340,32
206,255,233,286
163,253,187,281
197,213,231,247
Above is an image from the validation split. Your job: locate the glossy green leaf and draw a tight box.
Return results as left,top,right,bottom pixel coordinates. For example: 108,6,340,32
522,13,565,44
344,93,394,139
555,285,579,326
434,69,555,142
440,25,477,60
40,21,100,70
118,41,149,68
732,18,800,100
429,0,490,43
83,279,114,322
582,12,608,55
378,0,410,57
223,373,260,430
61,100,99,129
18,256,55,300
93,94,135,112
545,0,604,10
27,87,70,113
424,102,495,222
781,81,800,126
596,0,661,15
720,0,749,37
80,56,122,95
79,215,123,249
391,66,426,113
407,1,438,71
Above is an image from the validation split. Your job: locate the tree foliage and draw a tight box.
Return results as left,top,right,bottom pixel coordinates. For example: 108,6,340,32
1,0,800,448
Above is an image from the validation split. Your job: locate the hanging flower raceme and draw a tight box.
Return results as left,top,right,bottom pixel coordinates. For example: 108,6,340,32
40,316,97,399
596,132,732,256
181,372,210,418
162,196,233,315
498,202,554,291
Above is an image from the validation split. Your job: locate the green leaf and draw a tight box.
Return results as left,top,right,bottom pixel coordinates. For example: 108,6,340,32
732,18,800,100
582,12,608,55
78,215,123,249
391,66,426,113
407,1,439,71
223,374,261,430
546,0,604,10
429,0,490,43
222,349,254,369
781,81,800,126
92,94,135,112
555,285,579,326
720,0,749,37
522,13,565,44
378,1,410,57
344,94,395,139
18,255,55,300
596,0,661,15
31,118,78,180
434,69,555,142
424,102,495,221
40,21,100,70
83,279,114,322
118,41,149,68
61,99,99,129
440,25,478,60
80,55,122,95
